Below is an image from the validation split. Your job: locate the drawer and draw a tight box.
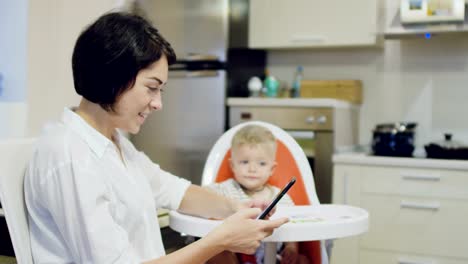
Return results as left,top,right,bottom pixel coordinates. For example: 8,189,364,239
360,249,468,264
361,166,468,200
229,106,333,130
360,194,468,259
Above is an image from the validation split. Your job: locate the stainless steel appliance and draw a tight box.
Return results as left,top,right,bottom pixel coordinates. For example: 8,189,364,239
131,0,229,184
227,99,359,204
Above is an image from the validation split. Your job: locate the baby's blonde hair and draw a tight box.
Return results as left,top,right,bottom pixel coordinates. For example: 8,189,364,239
231,125,277,155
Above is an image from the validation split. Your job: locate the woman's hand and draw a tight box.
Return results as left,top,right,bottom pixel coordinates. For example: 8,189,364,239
206,208,288,254
238,199,277,219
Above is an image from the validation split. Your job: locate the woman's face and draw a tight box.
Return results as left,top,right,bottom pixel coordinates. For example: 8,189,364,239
112,55,169,134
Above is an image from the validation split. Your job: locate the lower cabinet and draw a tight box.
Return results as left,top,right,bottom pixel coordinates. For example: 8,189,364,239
360,249,468,264
331,163,468,264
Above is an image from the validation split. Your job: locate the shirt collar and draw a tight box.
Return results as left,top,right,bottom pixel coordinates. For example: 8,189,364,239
61,107,115,158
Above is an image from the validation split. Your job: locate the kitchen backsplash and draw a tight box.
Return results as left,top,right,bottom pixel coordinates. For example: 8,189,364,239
267,36,468,150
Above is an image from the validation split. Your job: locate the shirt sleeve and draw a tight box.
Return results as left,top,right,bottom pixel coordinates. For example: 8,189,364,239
38,160,140,264
136,151,191,210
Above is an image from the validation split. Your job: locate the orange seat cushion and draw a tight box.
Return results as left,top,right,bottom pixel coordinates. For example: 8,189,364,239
214,140,321,263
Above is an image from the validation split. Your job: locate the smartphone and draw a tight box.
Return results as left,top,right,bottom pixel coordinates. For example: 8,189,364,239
256,177,296,220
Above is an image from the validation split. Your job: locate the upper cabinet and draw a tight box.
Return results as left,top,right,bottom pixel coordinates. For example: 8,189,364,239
249,0,382,49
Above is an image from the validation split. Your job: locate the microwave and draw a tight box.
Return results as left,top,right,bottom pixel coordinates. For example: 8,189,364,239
400,0,465,24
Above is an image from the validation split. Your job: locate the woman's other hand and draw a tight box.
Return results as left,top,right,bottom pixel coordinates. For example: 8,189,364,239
206,208,288,254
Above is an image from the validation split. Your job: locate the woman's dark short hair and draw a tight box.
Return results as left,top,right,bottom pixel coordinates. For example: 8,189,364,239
72,12,176,111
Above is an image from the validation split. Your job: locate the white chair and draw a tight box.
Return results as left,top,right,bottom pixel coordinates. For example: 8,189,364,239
202,121,328,264
0,138,36,264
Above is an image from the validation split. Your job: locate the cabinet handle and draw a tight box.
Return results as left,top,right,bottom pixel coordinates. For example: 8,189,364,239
400,201,440,211
290,35,326,43
398,257,437,264
400,172,440,182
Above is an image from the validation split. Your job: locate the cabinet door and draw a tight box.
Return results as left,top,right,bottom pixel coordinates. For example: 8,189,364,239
360,194,468,259
249,0,380,48
330,164,361,264
361,166,468,200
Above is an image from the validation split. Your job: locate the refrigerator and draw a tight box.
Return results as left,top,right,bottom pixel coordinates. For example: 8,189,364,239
131,0,229,184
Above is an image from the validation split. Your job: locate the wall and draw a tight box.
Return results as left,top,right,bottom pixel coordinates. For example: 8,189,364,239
267,1,468,154
26,0,125,137
0,0,28,138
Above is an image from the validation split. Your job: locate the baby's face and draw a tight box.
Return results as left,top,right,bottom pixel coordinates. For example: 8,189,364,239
230,143,276,192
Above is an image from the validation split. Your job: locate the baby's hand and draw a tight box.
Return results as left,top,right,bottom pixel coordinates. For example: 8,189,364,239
280,242,300,264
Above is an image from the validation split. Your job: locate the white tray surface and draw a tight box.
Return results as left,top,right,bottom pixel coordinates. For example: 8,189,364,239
169,204,368,242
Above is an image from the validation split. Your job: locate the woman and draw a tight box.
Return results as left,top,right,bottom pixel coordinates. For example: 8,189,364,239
24,12,288,263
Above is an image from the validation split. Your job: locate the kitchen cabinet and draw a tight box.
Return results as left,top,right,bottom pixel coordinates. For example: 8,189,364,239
331,155,468,264
249,0,382,49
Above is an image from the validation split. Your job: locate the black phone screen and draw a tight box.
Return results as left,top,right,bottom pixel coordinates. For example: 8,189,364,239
256,177,296,220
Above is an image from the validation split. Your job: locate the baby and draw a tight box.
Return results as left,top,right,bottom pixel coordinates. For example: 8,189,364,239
207,125,308,264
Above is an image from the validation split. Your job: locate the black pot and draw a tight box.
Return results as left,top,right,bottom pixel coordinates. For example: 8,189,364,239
425,134,468,160
372,122,417,157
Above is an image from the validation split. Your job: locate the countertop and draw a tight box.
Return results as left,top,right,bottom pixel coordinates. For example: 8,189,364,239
333,152,468,171
227,98,358,109
0,255,15,264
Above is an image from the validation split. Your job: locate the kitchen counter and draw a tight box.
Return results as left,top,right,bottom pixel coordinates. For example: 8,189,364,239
227,98,358,109
0,255,15,264
333,152,468,171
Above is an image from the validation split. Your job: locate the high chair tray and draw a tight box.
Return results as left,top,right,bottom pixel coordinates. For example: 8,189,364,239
169,204,368,242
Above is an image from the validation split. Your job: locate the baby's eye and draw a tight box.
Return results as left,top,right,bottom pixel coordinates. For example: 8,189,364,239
240,160,249,165
259,161,267,166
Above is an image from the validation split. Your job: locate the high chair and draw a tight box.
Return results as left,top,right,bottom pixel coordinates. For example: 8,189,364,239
0,138,36,264
202,121,327,264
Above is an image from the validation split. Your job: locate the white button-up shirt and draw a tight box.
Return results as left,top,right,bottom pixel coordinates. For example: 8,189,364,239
25,108,191,264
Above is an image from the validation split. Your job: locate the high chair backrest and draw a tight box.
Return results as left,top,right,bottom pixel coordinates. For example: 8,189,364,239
202,121,320,206
202,121,326,263
0,138,36,264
